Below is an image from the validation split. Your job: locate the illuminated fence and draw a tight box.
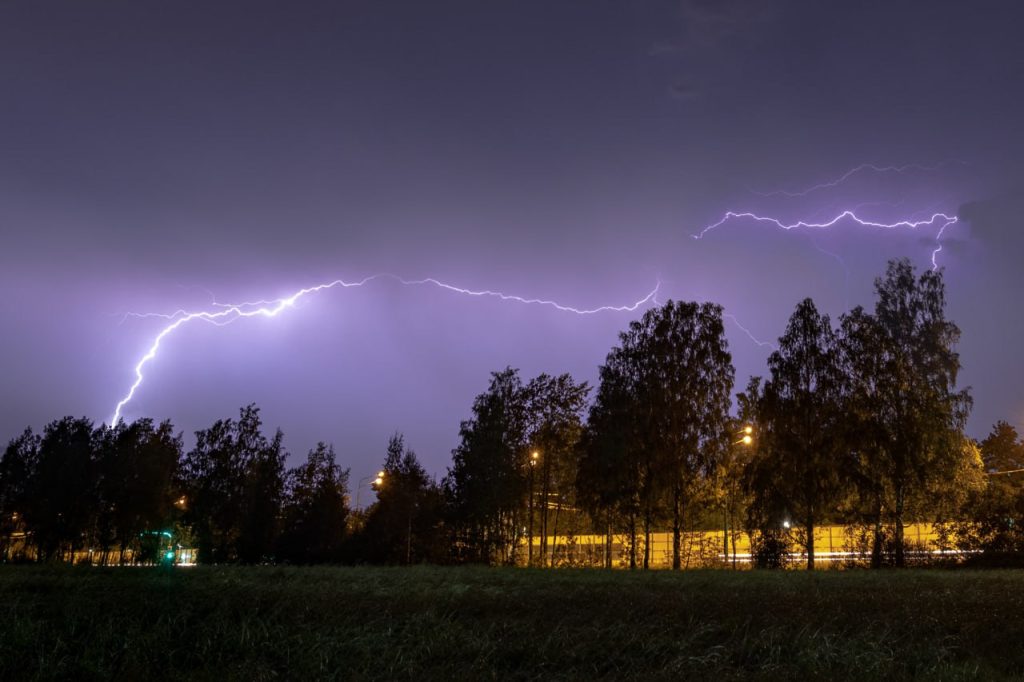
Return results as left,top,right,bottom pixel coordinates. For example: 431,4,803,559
1,530,197,566
515,523,951,568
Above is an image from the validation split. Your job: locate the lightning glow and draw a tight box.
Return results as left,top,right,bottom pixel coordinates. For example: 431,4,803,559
751,161,960,198
693,210,958,270
111,274,661,425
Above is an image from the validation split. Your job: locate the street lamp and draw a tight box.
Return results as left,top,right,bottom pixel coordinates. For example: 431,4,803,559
355,470,386,510
528,451,539,566
724,425,754,567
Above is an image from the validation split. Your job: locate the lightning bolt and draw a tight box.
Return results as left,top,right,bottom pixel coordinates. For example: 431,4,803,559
751,161,962,198
723,313,776,350
111,274,661,425
653,287,775,350
693,210,958,270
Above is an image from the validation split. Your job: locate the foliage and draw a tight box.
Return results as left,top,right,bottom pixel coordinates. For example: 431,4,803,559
182,405,288,564
954,424,1024,559
581,300,734,569
745,299,845,569
840,259,972,567
445,368,531,564
278,442,349,564
358,433,447,564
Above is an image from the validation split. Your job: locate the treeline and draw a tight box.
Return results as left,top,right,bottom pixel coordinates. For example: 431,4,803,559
2,259,1023,568
0,405,449,565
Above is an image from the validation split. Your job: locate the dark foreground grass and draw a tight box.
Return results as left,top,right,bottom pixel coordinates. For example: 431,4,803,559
1,566,1022,681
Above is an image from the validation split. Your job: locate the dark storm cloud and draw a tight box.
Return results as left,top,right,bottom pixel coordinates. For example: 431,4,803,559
668,81,701,101
960,191,1024,251
677,0,775,44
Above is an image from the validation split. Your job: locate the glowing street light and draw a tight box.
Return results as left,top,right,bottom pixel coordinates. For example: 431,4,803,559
725,425,755,567
356,471,386,509
734,425,755,446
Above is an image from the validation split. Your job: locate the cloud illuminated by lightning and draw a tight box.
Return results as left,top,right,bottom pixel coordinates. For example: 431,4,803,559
111,274,661,425
693,210,958,270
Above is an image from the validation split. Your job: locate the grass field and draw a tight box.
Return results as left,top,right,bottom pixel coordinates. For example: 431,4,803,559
1,566,1022,680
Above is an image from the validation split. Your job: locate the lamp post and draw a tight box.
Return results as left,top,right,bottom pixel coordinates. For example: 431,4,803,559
528,450,538,567
724,425,754,567
355,471,385,510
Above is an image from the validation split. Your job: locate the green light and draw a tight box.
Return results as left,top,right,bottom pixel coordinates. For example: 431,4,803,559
164,550,175,561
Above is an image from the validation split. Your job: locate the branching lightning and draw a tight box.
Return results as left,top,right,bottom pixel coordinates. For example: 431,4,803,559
111,274,661,425
693,210,958,270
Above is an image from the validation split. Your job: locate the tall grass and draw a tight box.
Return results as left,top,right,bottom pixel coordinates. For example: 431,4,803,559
1,566,1022,680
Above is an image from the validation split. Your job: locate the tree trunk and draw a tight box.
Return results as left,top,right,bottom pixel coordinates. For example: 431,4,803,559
731,519,738,570
722,506,729,566
806,508,815,571
894,484,906,568
672,484,682,570
643,510,651,570
549,498,562,568
605,513,612,569
871,495,884,569
628,512,637,570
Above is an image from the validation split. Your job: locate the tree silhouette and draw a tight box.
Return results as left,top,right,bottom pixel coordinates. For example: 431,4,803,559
840,259,972,567
0,429,38,561
525,374,589,567
183,405,285,564
279,442,349,563
360,433,446,564
751,298,845,570
94,419,182,564
24,417,97,561
578,351,643,568
446,369,531,564
981,422,1024,474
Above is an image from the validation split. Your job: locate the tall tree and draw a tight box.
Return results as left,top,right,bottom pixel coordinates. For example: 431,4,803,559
840,259,972,567
94,419,182,564
752,299,845,570
981,422,1024,474
23,417,97,561
739,378,793,568
719,381,761,568
635,301,734,569
954,423,1024,558
0,429,38,561
577,352,643,569
238,415,287,564
583,301,733,569
183,405,285,564
361,433,445,564
446,368,531,564
525,374,589,567
182,417,242,563
279,442,349,563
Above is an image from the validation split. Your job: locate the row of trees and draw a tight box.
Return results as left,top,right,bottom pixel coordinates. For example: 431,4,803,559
442,259,1020,569
0,406,442,565
2,259,1022,567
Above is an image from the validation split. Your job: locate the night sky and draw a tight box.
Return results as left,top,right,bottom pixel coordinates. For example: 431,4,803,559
3,1,1023,483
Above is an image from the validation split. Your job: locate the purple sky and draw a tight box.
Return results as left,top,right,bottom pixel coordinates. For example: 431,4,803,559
3,1,1023,484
